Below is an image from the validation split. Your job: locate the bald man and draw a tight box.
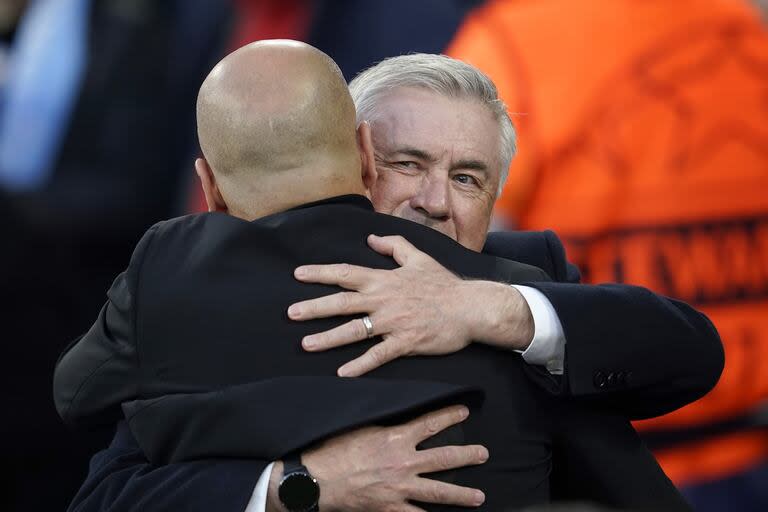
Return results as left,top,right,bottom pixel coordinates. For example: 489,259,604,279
55,42,692,512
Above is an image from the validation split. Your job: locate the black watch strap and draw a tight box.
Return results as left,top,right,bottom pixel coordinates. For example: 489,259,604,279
279,454,319,512
282,455,306,476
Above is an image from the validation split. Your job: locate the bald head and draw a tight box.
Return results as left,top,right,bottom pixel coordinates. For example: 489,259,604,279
196,40,367,219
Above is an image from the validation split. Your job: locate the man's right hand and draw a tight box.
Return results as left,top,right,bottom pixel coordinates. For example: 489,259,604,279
267,405,488,512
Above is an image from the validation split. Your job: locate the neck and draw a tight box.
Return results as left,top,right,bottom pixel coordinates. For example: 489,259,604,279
221,165,367,221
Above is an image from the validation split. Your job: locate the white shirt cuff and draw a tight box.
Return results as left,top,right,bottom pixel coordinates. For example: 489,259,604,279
245,462,275,512
511,285,566,375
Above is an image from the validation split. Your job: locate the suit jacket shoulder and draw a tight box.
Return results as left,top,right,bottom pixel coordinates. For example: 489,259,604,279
484,229,579,282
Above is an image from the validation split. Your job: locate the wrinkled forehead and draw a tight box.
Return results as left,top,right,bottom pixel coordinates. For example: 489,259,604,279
369,88,503,172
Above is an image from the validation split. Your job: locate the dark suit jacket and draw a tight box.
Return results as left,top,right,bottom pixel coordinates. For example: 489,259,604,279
55,195,692,511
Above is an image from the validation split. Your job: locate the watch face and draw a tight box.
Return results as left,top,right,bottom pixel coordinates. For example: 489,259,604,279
278,472,320,512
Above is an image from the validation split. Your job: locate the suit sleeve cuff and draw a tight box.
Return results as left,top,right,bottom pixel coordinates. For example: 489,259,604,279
511,285,566,375
245,461,275,512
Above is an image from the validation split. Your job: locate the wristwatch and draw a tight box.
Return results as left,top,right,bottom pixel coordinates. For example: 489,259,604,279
278,455,320,512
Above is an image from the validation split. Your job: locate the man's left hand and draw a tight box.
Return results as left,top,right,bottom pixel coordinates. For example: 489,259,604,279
287,234,534,376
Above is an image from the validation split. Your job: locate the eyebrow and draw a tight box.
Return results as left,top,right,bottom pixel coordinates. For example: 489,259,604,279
391,146,436,162
391,146,490,175
452,159,489,174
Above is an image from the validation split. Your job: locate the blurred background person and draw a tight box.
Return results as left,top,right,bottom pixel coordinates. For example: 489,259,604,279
1,0,232,509
445,1,768,511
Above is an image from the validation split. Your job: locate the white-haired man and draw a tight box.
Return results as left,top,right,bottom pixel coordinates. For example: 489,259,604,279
58,50,719,512
288,52,721,413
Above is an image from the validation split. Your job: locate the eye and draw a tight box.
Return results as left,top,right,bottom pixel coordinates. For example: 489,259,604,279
394,161,419,169
453,174,480,186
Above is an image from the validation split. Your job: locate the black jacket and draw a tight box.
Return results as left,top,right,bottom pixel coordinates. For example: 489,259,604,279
55,195,697,511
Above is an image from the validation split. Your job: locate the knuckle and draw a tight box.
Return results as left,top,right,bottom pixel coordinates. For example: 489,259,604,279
389,479,409,496
353,319,367,339
369,268,386,284
385,339,402,357
455,446,473,465
466,445,484,464
398,456,417,473
424,415,441,436
337,263,352,279
445,446,470,466
337,292,351,313
435,449,454,470
371,344,389,364
386,429,404,446
400,338,417,356
418,484,441,504
427,487,446,504
394,235,406,244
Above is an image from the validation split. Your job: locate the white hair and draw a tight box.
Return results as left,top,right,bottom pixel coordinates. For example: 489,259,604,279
349,53,516,196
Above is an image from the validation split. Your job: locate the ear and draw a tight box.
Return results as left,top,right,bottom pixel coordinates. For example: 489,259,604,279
357,121,378,195
195,158,229,214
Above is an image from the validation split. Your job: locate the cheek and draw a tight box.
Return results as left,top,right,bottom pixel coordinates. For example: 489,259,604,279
371,171,416,214
453,203,493,251
370,184,398,214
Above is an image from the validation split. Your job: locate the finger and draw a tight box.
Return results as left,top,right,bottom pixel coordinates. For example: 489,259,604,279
294,263,375,290
406,478,486,508
414,444,489,474
288,291,370,321
368,234,420,267
404,405,471,443
302,316,379,351
337,338,402,377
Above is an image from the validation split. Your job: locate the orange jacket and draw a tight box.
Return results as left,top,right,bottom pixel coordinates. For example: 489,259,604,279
448,0,768,485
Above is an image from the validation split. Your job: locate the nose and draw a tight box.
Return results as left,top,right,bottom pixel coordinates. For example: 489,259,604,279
409,172,451,220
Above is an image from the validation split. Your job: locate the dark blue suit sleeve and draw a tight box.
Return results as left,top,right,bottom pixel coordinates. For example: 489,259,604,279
123,377,481,464
484,230,724,419
68,422,266,512
529,278,723,419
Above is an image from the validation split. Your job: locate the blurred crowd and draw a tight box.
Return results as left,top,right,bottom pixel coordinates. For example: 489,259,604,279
2,1,766,511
